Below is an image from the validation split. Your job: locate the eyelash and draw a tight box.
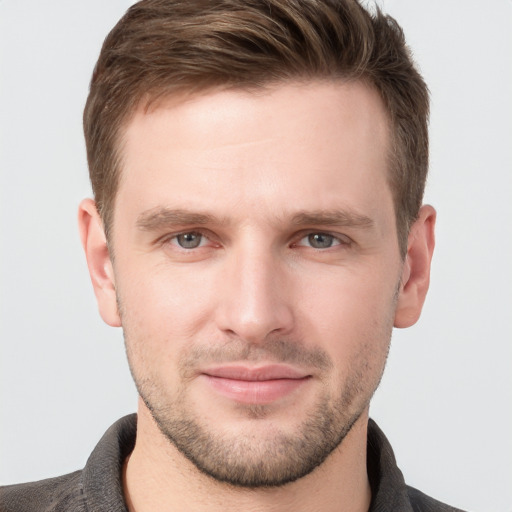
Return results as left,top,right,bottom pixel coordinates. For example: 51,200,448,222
161,230,351,251
293,232,351,250
163,230,215,250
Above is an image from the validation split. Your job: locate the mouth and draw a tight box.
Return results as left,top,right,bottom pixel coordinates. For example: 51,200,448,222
200,364,312,405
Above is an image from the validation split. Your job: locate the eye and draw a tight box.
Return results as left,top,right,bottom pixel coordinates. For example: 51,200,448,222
172,232,206,249
296,232,348,249
307,233,337,249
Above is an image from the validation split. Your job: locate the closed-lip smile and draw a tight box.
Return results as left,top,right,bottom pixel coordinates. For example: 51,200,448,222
201,364,311,404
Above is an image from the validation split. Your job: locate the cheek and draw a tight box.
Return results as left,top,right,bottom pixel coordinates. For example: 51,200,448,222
296,265,398,356
304,278,394,403
115,262,220,373
119,259,217,323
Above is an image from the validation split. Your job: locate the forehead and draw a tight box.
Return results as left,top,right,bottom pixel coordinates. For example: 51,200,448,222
116,80,392,226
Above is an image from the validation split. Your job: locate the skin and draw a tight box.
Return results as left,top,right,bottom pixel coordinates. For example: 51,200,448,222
79,81,435,512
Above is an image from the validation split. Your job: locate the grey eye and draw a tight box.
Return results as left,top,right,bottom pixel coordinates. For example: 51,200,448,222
176,232,203,249
307,233,335,249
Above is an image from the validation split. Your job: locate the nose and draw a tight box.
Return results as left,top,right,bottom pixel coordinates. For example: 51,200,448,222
215,244,294,344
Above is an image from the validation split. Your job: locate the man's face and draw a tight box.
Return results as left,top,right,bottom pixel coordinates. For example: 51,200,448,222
108,81,404,486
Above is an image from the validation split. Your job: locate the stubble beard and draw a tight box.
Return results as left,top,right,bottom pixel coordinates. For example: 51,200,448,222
125,335,390,488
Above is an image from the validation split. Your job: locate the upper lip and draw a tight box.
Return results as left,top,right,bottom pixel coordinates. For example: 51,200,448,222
202,364,310,381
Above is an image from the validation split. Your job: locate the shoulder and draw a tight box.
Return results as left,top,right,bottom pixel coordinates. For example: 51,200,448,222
0,471,85,512
407,486,467,512
0,415,136,512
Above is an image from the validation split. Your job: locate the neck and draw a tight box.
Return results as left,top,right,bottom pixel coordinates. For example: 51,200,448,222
123,401,372,512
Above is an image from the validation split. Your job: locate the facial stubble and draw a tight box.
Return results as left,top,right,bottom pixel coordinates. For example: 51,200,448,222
123,327,392,488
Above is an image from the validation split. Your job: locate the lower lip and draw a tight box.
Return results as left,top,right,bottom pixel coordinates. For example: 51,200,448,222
203,375,309,404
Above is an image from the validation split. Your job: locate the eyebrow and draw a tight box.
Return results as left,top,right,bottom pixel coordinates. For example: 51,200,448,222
290,210,374,229
136,208,220,231
136,207,375,231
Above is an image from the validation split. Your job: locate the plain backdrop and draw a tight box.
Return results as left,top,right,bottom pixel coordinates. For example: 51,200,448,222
1,1,511,511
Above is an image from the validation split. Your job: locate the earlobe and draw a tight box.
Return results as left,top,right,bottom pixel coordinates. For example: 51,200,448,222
78,198,121,327
394,205,436,328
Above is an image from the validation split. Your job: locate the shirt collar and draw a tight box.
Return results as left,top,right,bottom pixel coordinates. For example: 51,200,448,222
81,414,413,511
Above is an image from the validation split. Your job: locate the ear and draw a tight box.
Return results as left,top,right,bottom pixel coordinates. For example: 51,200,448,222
78,198,121,327
394,205,436,328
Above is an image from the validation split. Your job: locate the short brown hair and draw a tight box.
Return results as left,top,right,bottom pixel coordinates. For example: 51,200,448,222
84,0,429,256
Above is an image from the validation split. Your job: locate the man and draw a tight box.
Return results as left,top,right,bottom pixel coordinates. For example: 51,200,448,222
0,0,465,510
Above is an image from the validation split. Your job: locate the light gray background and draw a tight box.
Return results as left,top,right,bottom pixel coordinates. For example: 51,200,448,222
1,1,511,511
